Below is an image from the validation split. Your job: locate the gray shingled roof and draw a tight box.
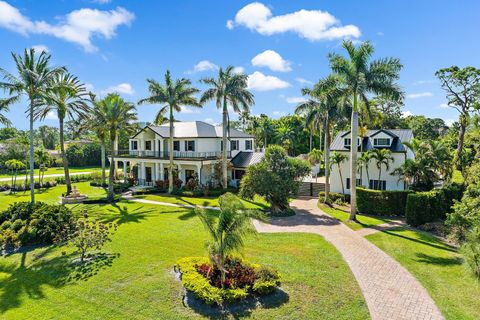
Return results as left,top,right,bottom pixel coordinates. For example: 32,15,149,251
139,121,253,138
330,129,413,152
231,151,265,168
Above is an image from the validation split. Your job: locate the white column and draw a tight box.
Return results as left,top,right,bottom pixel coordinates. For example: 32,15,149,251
140,162,146,185
196,163,202,185
177,164,183,184
123,161,127,183
159,162,164,180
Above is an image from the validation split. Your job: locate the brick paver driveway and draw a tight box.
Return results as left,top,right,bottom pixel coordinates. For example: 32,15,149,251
254,198,444,320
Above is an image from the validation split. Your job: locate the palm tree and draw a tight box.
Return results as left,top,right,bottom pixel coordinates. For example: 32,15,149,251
370,148,394,187
330,151,349,195
194,192,264,288
358,150,373,187
329,40,403,220
200,66,254,189
274,125,295,154
35,73,89,195
34,148,50,187
138,71,201,193
87,94,109,186
5,159,25,193
0,96,14,126
0,48,65,203
93,93,137,201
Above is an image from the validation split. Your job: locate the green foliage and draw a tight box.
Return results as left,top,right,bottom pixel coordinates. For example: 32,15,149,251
253,265,281,295
357,187,411,216
461,227,480,278
403,115,447,140
318,191,350,203
66,143,102,167
240,145,310,214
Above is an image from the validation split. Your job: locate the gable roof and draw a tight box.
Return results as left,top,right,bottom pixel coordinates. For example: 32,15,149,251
132,121,254,139
230,151,265,168
330,129,413,152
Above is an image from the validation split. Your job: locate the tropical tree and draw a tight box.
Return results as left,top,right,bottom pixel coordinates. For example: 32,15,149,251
92,94,137,201
330,151,348,194
0,95,14,126
5,159,25,193
370,148,394,184
34,148,51,187
307,148,323,182
87,94,109,186
138,70,201,193
329,40,403,220
35,73,89,195
200,66,254,189
195,192,265,288
255,114,273,148
357,150,373,187
0,48,65,203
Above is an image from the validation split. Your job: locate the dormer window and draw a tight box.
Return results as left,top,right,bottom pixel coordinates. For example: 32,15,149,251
344,137,361,147
373,138,391,147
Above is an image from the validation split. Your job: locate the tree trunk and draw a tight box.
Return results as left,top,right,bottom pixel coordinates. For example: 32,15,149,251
324,115,330,203
378,167,382,184
222,100,228,189
59,118,72,195
108,138,115,201
319,124,322,150
114,134,119,179
29,100,35,203
101,142,106,186
309,130,312,152
339,167,345,195
365,164,370,189
457,116,467,176
168,106,174,193
349,94,359,221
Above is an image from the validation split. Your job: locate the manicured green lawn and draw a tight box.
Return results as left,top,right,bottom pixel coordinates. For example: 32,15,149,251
318,204,393,230
0,199,369,319
0,166,104,180
137,193,270,210
367,227,480,320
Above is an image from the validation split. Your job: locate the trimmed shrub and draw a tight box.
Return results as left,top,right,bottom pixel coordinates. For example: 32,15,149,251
318,191,350,203
356,188,412,216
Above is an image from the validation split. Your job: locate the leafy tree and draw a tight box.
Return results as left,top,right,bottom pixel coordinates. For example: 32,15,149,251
0,127,18,140
0,48,65,203
35,73,89,194
370,95,404,128
34,148,51,187
195,193,264,288
5,159,25,193
330,151,349,194
240,145,310,214
403,115,447,140
0,96,13,126
138,70,201,193
37,125,59,150
370,148,394,182
92,94,137,201
436,66,480,173
461,227,480,279
200,66,254,189
329,40,403,220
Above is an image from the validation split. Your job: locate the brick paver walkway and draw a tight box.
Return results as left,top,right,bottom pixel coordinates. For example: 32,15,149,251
254,198,444,320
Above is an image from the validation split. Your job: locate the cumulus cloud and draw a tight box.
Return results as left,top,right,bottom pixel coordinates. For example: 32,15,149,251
439,103,449,109
286,96,307,104
31,44,49,53
406,92,433,99
445,119,455,126
45,111,58,120
228,2,360,41
92,0,112,4
101,83,134,95
188,60,218,73
204,117,215,124
233,66,245,74
247,71,290,91
401,111,413,118
295,77,313,85
251,50,291,72
180,106,201,114
0,1,134,52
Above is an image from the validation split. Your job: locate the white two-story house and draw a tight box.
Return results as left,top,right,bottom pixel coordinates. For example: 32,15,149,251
329,129,415,194
111,121,258,187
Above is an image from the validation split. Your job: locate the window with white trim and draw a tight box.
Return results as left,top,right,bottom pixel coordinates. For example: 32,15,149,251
184,140,195,151
346,178,362,189
173,141,180,151
245,140,253,150
231,140,239,151
145,140,152,150
130,140,138,150
344,137,361,147
373,138,391,147
369,179,387,190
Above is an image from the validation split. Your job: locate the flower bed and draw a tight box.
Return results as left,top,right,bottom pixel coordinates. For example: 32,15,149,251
176,257,281,305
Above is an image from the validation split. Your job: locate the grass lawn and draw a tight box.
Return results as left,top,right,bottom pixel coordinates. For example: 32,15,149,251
318,203,394,231
0,196,369,319
137,193,270,210
367,227,480,320
0,166,104,180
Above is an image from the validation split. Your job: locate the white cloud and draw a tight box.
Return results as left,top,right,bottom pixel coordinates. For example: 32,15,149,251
226,20,234,30
31,44,49,53
92,0,112,4
295,77,313,85
188,60,218,73
251,50,291,72
204,117,215,124
406,92,433,99
247,71,290,91
413,79,436,85
445,119,456,126
0,1,134,52
376,31,384,36
84,83,95,92
180,106,200,114
45,111,58,120
286,96,307,104
229,2,360,41
233,66,245,74
272,111,286,117
401,111,413,118
101,83,134,95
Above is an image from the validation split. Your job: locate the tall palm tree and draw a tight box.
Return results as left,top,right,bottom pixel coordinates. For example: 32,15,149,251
370,148,394,186
329,40,403,220
0,48,65,203
296,75,348,203
330,151,349,195
274,125,295,154
0,96,14,126
358,150,373,187
138,71,201,193
195,192,264,288
34,147,50,187
35,73,89,195
88,94,109,186
200,66,254,189
93,93,137,201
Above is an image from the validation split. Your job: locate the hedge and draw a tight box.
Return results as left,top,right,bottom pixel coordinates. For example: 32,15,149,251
357,188,412,216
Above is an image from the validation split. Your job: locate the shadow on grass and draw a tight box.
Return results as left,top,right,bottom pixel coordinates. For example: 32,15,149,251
104,203,157,225
63,253,120,283
185,289,289,319
414,252,463,266
381,227,457,253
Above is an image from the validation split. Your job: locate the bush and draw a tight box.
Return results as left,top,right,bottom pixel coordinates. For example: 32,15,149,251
253,265,281,295
461,228,480,279
356,188,412,216
318,191,350,203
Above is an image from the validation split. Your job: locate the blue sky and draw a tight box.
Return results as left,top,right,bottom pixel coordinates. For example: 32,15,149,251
0,0,479,130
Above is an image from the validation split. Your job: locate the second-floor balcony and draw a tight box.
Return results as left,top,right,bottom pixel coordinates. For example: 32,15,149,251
109,150,232,160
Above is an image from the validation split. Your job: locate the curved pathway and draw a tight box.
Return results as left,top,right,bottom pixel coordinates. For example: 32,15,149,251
253,198,444,320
